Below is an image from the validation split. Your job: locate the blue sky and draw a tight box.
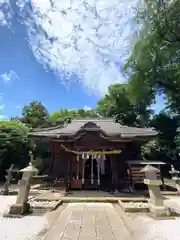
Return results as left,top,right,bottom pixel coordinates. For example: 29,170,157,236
0,0,164,119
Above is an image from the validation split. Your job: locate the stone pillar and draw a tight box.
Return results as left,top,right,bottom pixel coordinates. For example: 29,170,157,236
140,165,169,217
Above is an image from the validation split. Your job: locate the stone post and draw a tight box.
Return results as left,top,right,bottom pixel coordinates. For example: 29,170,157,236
169,165,180,194
140,165,169,217
2,164,14,195
7,162,38,216
173,177,180,194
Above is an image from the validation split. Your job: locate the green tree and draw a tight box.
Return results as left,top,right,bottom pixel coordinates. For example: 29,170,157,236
142,112,179,163
77,109,98,118
122,0,180,165
22,101,50,128
0,121,30,180
50,109,78,124
124,0,180,114
10,116,21,122
97,84,152,126
49,108,99,124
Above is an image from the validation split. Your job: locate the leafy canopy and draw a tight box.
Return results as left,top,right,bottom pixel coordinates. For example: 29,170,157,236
124,0,180,113
0,121,30,179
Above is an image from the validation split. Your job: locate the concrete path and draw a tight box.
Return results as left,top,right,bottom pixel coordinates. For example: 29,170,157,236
42,203,131,240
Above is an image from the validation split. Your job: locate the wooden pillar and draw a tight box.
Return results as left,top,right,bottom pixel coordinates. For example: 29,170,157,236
97,158,100,187
82,158,85,185
69,155,72,189
76,155,79,179
91,156,94,184
64,152,70,192
127,163,133,192
114,156,118,191
50,142,55,178
114,155,118,190
111,155,118,192
111,155,114,191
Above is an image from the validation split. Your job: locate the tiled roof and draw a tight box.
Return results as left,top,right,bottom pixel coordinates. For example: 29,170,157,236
29,118,157,138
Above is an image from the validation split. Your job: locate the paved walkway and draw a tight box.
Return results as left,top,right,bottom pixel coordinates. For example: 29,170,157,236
42,203,131,240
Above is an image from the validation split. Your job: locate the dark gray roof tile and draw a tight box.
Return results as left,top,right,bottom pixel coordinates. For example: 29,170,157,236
29,118,157,138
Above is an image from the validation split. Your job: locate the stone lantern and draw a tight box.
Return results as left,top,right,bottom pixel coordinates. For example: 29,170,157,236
169,165,180,194
140,165,169,217
7,162,38,217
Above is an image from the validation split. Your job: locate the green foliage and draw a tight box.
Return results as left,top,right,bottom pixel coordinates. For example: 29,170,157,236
125,0,180,114
0,121,31,179
142,112,179,163
97,84,152,126
141,140,160,160
49,108,98,124
122,0,180,164
2,0,180,174
16,103,100,129
22,101,50,128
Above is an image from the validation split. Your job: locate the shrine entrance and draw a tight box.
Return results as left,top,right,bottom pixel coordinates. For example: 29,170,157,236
84,157,98,190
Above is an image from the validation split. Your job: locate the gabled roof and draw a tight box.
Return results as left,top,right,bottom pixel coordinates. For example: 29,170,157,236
140,165,160,173
29,118,157,139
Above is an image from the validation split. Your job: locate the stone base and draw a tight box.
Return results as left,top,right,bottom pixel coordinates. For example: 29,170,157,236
149,204,170,218
7,202,32,217
2,189,9,195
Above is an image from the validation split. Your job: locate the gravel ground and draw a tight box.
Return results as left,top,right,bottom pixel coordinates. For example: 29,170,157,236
123,201,148,208
1,195,180,240
127,197,180,240
30,200,57,208
0,196,48,240
133,214,180,240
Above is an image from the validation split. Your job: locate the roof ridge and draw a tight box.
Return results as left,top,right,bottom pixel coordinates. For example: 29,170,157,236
33,125,64,132
71,118,114,121
32,118,116,132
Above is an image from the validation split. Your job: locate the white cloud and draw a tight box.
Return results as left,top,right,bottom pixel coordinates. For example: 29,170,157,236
0,0,138,94
15,0,138,95
0,0,12,27
0,115,7,120
15,105,21,109
0,103,6,120
83,105,92,111
0,70,19,82
0,104,4,110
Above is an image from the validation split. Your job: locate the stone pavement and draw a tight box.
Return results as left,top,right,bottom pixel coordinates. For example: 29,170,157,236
42,203,131,240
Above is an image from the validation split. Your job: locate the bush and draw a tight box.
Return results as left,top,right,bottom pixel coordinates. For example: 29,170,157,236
0,121,31,180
